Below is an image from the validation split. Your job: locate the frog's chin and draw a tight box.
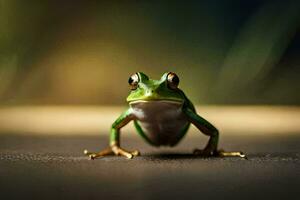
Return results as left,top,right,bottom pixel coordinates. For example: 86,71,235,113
129,99,184,105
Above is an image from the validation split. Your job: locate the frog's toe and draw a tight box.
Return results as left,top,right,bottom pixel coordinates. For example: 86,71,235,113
83,149,89,155
127,153,134,159
131,150,141,156
84,149,94,156
83,150,97,160
119,150,135,159
84,147,114,160
111,146,140,159
218,151,247,159
89,154,97,160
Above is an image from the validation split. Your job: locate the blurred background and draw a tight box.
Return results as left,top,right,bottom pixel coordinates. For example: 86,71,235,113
0,0,300,134
1,0,299,105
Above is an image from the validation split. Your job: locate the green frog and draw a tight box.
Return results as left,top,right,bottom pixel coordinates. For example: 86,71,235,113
84,72,245,159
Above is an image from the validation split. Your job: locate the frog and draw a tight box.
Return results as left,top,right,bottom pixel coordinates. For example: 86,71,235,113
84,72,246,159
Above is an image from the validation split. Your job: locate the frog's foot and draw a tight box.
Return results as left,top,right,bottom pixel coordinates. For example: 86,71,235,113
84,146,140,160
111,145,140,159
193,148,246,159
217,149,247,159
84,147,114,160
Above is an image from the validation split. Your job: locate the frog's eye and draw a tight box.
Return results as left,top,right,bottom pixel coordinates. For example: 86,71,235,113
167,72,179,89
128,73,139,90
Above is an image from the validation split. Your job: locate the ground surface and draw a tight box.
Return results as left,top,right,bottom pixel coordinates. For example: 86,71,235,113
0,134,299,200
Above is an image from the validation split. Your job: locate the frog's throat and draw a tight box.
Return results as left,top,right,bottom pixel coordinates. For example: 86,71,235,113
129,99,184,105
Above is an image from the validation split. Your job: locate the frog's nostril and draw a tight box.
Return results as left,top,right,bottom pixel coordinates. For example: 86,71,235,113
146,90,153,96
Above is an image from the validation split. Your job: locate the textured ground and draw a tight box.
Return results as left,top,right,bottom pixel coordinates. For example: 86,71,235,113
0,134,299,200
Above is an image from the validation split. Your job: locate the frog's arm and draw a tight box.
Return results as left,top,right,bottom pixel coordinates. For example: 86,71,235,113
183,107,246,158
84,108,140,159
109,108,140,158
110,108,134,146
183,108,219,154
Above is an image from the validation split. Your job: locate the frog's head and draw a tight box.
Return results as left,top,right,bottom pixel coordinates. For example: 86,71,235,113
126,72,185,104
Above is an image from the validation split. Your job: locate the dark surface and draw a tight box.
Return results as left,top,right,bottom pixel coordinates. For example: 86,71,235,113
0,134,299,200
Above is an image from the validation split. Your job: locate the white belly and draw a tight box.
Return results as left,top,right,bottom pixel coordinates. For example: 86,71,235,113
130,100,189,146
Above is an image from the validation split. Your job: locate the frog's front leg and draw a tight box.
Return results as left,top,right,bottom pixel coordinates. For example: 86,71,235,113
184,108,246,158
84,108,140,159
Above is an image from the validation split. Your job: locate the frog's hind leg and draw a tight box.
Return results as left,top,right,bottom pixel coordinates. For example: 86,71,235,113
83,147,114,160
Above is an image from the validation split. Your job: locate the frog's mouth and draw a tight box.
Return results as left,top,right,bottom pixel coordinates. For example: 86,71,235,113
129,100,184,115
129,99,184,106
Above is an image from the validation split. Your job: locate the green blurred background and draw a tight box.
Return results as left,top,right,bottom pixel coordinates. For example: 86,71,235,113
1,0,300,105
